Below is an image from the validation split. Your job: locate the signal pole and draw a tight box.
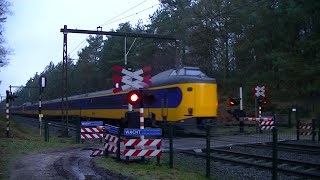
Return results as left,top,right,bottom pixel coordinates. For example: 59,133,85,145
39,76,46,135
5,90,10,137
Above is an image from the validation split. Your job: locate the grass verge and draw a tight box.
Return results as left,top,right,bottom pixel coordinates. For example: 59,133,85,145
94,155,209,180
0,117,78,179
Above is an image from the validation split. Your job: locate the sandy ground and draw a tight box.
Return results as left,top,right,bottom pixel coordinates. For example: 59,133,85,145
8,146,122,180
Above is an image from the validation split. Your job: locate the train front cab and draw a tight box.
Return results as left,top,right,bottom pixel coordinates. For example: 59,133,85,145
179,82,218,127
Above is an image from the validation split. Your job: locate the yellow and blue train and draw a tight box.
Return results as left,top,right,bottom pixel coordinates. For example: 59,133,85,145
12,66,218,126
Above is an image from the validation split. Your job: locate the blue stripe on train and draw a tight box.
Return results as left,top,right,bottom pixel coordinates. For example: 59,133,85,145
24,87,183,111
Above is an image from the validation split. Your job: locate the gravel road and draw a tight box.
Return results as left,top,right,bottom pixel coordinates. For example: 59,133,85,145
8,146,126,180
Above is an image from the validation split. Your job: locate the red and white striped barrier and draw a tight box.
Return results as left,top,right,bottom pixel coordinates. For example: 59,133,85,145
81,133,103,139
124,139,162,147
91,149,104,157
104,143,118,153
81,127,102,133
243,117,273,121
259,120,275,130
123,138,162,157
105,134,119,143
104,134,119,153
123,149,162,157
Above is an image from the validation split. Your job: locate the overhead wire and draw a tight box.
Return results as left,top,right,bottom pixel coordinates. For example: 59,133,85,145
69,0,159,60
100,3,159,27
99,0,149,27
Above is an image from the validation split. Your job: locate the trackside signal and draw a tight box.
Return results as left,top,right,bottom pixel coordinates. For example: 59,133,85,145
127,90,141,105
228,98,240,106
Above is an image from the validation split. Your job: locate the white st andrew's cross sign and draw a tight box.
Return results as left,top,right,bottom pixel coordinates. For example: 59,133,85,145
112,65,152,93
255,85,266,97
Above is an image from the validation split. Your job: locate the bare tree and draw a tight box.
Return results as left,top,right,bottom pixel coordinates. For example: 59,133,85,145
0,0,11,67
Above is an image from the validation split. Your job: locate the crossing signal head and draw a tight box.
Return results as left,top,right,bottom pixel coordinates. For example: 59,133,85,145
127,90,141,105
257,96,267,105
228,98,240,106
262,99,267,105
262,100,267,105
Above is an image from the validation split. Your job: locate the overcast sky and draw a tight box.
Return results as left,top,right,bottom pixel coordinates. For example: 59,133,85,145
0,0,159,98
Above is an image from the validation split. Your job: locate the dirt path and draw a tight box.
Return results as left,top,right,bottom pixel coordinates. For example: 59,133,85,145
9,146,116,180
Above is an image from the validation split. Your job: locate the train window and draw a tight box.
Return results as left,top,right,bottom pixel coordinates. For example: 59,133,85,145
170,70,177,76
170,69,185,75
169,67,207,77
185,69,206,76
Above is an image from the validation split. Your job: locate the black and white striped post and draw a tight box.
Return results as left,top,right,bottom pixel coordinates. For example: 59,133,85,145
39,76,46,135
5,90,10,137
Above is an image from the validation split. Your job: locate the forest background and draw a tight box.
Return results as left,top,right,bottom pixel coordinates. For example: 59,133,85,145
4,0,320,118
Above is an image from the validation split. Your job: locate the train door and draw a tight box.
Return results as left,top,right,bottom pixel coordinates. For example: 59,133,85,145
161,93,168,121
185,85,195,117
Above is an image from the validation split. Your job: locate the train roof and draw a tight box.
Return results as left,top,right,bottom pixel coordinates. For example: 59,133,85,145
150,66,216,87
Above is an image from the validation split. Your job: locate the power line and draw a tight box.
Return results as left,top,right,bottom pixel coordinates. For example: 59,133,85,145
68,1,159,60
69,39,87,58
102,3,159,27
99,0,149,27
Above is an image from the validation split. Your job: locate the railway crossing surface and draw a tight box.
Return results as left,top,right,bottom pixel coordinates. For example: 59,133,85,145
160,134,315,151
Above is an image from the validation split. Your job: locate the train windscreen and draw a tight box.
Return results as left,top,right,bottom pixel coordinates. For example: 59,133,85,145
170,67,207,77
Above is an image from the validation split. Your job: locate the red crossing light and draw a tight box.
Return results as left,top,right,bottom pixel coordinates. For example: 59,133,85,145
228,98,240,106
262,99,267,105
127,90,141,105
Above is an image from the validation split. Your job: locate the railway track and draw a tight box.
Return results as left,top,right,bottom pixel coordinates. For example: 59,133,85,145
238,142,320,155
22,117,77,131
178,148,320,179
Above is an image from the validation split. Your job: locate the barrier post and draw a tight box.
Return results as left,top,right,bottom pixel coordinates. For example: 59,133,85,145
157,143,160,166
239,118,244,133
272,127,278,180
75,116,81,143
288,108,292,127
169,123,173,169
47,118,50,142
206,124,211,178
318,118,320,141
312,119,316,141
44,117,48,142
296,114,300,141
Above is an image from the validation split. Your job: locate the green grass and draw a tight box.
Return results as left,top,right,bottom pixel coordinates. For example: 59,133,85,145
0,117,214,180
95,155,209,180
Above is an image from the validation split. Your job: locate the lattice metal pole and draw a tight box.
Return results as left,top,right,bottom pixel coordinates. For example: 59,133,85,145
61,25,69,137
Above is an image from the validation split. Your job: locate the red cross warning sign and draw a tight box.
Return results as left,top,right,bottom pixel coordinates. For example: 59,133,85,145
112,65,152,93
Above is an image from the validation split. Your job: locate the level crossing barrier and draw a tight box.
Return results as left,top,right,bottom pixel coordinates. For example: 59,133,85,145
104,124,121,160
123,138,162,157
80,121,104,143
296,119,317,141
103,123,162,163
239,117,275,132
104,133,120,153
90,149,104,157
